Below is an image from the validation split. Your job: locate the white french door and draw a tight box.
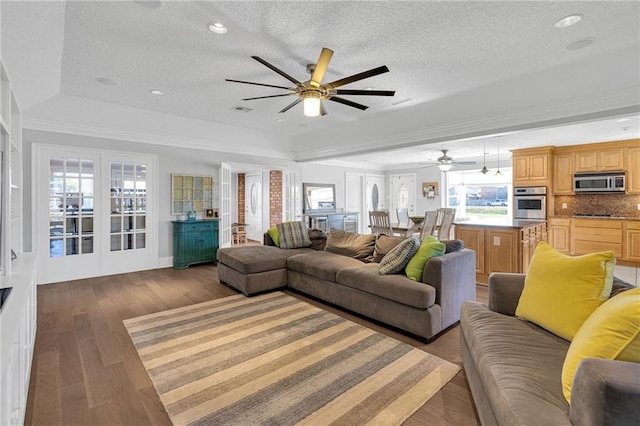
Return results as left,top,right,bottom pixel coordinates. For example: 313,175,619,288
35,145,157,284
284,169,301,222
244,172,263,242
219,161,232,248
365,174,386,229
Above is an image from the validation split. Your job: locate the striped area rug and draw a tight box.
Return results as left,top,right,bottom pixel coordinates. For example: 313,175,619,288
124,292,460,426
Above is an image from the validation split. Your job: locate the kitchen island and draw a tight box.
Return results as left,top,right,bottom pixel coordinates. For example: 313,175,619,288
454,218,547,284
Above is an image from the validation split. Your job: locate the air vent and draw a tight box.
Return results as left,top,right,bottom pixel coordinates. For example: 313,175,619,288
231,105,253,112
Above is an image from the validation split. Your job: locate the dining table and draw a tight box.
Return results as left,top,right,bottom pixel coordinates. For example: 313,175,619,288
389,221,422,237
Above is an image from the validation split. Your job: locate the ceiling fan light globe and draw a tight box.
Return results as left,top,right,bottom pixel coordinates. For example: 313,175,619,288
303,97,321,117
438,163,452,172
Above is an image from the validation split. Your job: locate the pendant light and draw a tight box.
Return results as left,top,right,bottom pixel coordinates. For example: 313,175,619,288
495,137,503,177
480,143,489,174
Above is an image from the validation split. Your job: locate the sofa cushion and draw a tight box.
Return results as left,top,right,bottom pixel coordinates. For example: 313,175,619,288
562,287,640,403
277,221,312,249
442,239,463,253
379,236,420,275
372,235,405,263
515,242,614,341
405,236,445,281
324,229,376,262
287,251,364,282
336,263,436,309
217,245,313,274
461,302,571,424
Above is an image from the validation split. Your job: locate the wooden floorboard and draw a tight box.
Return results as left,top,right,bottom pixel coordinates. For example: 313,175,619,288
24,264,485,425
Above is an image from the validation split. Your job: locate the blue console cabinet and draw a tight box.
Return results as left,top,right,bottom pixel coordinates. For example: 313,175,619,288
172,220,219,269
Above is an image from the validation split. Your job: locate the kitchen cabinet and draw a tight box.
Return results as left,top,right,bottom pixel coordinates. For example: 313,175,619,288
512,146,552,187
572,218,623,258
552,153,574,195
172,220,219,269
628,148,640,194
625,221,640,262
574,148,626,172
454,220,546,284
548,217,571,253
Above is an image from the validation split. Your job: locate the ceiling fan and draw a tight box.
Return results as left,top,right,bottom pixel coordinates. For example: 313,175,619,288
225,47,395,117
419,150,477,171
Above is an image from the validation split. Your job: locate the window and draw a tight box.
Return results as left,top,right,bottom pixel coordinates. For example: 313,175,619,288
446,168,512,220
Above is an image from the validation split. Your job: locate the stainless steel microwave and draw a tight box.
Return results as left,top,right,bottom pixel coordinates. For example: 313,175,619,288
574,172,625,193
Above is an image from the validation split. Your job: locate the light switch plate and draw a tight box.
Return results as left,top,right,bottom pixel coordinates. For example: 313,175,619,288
562,203,567,209
493,236,500,246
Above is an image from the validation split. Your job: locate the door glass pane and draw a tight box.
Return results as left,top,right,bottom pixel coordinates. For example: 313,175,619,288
82,237,93,254
136,233,146,249
372,184,379,210
49,157,94,257
110,161,147,252
251,183,258,215
398,183,408,208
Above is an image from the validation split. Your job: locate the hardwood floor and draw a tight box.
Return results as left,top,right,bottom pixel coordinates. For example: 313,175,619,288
24,265,487,425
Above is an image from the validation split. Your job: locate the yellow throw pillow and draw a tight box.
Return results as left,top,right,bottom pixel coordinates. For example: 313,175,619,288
267,226,280,247
561,287,640,403
405,236,445,281
515,242,614,341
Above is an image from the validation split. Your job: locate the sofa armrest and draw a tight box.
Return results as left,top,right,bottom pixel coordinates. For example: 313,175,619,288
488,273,525,316
570,358,640,425
422,248,476,329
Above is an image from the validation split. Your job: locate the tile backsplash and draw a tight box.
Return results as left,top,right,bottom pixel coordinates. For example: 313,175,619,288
554,194,640,218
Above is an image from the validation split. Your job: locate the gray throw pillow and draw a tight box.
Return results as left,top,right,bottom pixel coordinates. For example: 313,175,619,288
277,221,312,249
324,229,376,262
378,236,420,275
442,239,463,253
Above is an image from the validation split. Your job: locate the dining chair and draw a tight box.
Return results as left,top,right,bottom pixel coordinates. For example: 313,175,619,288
396,207,409,223
231,223,248,245
419,210,439,240
369,210,394,236
435,208,456,240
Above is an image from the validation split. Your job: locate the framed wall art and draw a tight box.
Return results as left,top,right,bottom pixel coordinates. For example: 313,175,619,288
422,181,439,198
172,174,214,216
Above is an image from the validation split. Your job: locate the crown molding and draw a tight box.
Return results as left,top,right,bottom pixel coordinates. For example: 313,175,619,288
22,117,294,160
293,88,640,162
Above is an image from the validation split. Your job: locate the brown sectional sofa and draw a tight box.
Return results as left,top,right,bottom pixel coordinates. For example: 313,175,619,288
217,232,477,341
461,273,640,425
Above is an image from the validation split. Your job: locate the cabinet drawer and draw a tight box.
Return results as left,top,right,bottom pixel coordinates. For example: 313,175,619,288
574,241,623,257
573,227,622,243
573,219,622,229
627,221,640,230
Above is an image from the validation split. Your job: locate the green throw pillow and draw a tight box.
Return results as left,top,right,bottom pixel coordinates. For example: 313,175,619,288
405,236,446,281
267,226,280,247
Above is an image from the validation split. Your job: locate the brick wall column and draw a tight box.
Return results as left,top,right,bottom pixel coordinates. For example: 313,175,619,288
237,173,245,224
269,170,283,226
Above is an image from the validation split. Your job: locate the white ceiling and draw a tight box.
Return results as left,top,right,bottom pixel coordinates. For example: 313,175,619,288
1,1,639,170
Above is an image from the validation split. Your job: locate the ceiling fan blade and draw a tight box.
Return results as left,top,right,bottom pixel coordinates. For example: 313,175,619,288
225,79,295,91
327,96,369,111
310,47,334,88
324,65,390,89
320,101,327,116
454,161,477,165
278,98,302,113
334,89,395,96
242,93,296,101
251,56,302,86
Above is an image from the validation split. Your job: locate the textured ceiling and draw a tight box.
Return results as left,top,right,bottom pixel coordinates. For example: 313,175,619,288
2,1,639,168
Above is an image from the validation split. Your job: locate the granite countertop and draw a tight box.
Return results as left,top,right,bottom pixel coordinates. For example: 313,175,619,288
453,217,546,229
551,215,640,221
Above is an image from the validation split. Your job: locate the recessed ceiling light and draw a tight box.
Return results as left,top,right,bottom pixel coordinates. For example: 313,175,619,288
554,14,583,28
208,22,228,34
363,86,375,90
565,37,596,51
277,118,286,122
95,77,118,86
616,118,631,123
149,89,165,95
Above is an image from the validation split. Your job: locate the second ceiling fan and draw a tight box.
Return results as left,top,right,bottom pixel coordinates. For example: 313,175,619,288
226,47,395,117
420,150,477,171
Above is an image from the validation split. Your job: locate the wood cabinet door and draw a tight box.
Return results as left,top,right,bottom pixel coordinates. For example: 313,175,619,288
455,227,485,274
553,154,573,194
549,225,570,253
599,149,626,171
628,148,640,194
513,156,530,181
528,153,548,180
574,151,598,172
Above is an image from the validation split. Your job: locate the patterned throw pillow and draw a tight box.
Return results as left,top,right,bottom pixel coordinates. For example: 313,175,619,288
378,236,420,275
276,221,312,249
